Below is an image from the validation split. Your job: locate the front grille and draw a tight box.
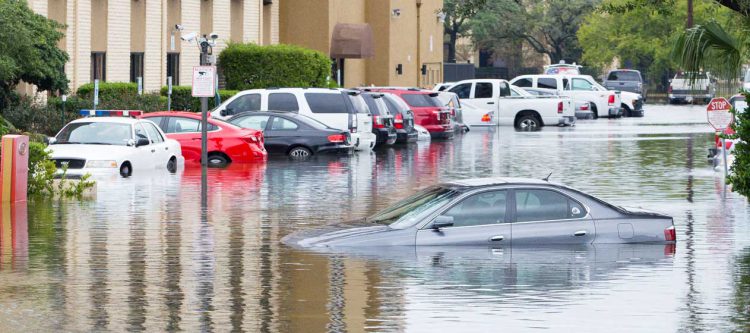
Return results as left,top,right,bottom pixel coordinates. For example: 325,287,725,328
52,158,86,169
634,98,644,110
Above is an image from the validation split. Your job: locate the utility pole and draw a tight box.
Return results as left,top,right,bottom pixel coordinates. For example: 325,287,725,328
200,37,210,207
687,0,693,28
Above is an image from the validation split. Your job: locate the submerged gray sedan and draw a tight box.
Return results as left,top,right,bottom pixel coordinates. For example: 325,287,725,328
285,178,676,248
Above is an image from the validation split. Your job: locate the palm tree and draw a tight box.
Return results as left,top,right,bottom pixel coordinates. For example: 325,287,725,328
672,21,750,197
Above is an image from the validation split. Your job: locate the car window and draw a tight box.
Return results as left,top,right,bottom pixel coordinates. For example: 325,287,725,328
296,114,331,130
383,95,411,116
55,122,132,146
134,123,149,144
368,186,461,230
571,78,594,91
347,94,371,114
474,82,494,98
513,78,533,88
401,94,440,107
515,189,580,222
166,117,199,133
362,94,383,116
270,117,299,130
538,78,558,90
268,93,299,111
232,115,270,131
305,93,349,113
442,190,508,227
448,83,472,99
226,93,261,114
608,71,640,82
142,122,164,143
144,117,164,130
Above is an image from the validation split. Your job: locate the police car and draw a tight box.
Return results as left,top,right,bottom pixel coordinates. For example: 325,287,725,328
48,110,183,178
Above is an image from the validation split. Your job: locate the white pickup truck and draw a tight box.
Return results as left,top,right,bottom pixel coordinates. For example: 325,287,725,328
510,74,643,118
447,79,575,129
668,71,715,104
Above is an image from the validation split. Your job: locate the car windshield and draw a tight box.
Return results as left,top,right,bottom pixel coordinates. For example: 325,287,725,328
368,186,461,229
608,71,640,81
55,122,132,145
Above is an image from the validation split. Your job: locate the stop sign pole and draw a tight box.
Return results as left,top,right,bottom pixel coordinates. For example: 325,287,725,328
706,97,735,177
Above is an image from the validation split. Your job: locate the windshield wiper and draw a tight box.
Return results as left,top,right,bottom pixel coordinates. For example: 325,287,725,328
84,142,115,145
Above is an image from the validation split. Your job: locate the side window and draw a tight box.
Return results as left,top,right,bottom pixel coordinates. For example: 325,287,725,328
166,117,200,133
515,189,580,222
538,78,558,90
144,117,164,131
474,82,494,98
362,95,381,116
226,93,261,114
571,79,594,91
268,93,299,112
134,123,149,144
233,115,270,131
305,93,349,113
142,122,164,143
441,190,508,227
499,82,511,97
448,83,472,99
270,117,299,131
513,78,532,88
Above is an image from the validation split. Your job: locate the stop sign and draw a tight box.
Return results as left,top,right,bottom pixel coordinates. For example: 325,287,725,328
707,97,734,130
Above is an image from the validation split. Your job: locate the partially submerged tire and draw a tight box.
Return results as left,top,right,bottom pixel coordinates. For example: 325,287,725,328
207,154,229,168
167,157,177,173
515,115,541,130
288,146,312,160
120,163,131,178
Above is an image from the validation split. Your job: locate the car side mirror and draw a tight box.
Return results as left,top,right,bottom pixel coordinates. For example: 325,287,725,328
220,109,227,117
46,137,56,145
135,137,150,147
668,79,672,83
431,215,454,231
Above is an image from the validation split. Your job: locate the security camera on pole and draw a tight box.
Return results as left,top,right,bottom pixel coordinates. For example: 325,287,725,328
177,24,219,205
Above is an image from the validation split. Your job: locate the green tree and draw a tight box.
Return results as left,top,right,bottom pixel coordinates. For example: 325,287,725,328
0,0,68,107
440,0,487,63
471,0,600,64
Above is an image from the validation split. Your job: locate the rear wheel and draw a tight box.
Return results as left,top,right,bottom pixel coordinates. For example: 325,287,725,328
167,157,177,173
207,154,229,168
515,115,541,130
120,163,131,178
288,146,312,160
591,104,599,119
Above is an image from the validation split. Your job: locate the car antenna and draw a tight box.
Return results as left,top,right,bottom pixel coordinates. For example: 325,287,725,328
542,172,553,182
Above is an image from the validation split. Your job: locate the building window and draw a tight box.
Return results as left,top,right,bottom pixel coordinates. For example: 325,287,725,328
167,53,180,85
91,52,106,82
130,52,144,83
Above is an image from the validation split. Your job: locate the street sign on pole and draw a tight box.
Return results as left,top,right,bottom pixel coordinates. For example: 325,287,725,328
707,97,734,130
93,79,99,108
137,77,143,95
192,66,216,97
167,76,173,111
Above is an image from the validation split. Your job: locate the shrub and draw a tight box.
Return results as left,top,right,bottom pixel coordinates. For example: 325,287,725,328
219,43,332,90
1,96,78,136
160,86,239,112
76,82,166,112
76,82,138,100
728,91,750,197
27,141,95,199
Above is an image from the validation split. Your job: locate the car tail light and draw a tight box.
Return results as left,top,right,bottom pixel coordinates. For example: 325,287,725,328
394,113,404,129
557,101,563,114
579,104,589,111
664,225,676,242
242,136,258,144
328,134,346,143
481,113,492,123
373,115,384,129
608,94,615,106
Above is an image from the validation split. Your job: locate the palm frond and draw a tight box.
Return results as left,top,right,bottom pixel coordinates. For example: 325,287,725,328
672,21,744,84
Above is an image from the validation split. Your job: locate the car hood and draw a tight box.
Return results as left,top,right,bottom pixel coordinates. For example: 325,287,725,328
283,220,417,248
48,144,135,159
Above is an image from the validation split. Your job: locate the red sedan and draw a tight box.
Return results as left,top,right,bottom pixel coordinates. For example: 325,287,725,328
364,88,454,139
141,111,266,167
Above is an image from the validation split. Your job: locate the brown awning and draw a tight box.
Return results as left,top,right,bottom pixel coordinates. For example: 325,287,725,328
330,23,374,59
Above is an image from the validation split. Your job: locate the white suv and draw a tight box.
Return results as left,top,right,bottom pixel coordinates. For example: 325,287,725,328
212,88,375,151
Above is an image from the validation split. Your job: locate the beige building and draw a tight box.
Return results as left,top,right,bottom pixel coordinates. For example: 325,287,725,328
28,0,280,92
280,0,444,88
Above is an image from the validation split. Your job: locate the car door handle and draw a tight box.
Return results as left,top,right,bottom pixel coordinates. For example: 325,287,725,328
490,235,504,242
151,149,156,153
192,138,202,140
165,147,169,150
573,230,587,237
487,101,495,104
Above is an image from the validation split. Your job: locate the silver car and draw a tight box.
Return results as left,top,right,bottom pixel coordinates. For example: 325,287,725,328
284,178,676,248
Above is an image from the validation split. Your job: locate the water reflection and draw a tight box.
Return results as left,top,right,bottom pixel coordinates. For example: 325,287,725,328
0,105,747,332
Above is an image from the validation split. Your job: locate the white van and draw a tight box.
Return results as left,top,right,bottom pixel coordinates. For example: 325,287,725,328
211,88,376,150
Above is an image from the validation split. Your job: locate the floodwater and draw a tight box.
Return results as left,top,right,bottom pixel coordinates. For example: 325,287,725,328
0,104,748,332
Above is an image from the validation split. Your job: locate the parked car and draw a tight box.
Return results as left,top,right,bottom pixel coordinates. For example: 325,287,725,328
604,69,647,101
432,82,455,91
511,74,642,118
49,112,183,178
283,177,676,248
361,93,397,146
668,71,716,104
227,111,353,159
140,111,266,167
518,87,593,120
434,91,470,133
363,88,454,139
543,61,582,75
448,79,575,129
380,93,419,143
210,88,376,151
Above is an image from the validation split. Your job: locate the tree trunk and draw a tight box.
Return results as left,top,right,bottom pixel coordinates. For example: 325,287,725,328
448,31,458,63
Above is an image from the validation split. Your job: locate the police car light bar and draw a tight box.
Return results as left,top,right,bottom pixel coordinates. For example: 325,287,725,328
79,110,144,117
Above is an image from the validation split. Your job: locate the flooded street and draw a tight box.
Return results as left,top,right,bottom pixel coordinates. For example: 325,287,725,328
1,104,748,332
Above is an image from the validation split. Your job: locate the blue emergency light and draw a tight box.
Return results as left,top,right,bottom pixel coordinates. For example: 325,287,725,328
79,110,144,117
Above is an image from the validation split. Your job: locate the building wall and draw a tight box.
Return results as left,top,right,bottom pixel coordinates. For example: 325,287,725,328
107,0,130,82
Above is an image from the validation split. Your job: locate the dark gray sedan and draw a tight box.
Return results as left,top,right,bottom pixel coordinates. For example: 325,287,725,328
284,178,676,248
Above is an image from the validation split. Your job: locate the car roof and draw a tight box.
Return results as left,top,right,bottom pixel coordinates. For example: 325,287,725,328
239,87,342,94
70,117,139,124
444,177,556,188
143,111,197,117
608,69,640,73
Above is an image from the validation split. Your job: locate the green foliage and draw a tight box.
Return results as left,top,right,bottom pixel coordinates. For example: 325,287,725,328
27,141,95,199
673,20,744,82
219,43,332,90
0,0,68,106
160,86,239,112
471,0,598,64
74,81,167,112
727,91,750,197
76,82,138,99
441,0,488,63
